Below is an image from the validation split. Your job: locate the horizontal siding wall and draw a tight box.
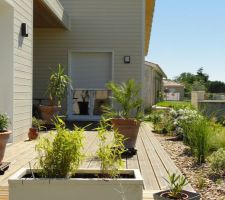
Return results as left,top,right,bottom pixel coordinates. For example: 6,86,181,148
13,0,33,142
33,0,144,112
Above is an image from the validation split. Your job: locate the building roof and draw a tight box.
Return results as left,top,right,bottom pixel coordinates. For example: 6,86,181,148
145,61,167,78
163,80,185,88
145,0,155,56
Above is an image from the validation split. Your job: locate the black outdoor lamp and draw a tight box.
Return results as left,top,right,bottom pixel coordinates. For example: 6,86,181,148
124,56,131,64
21,23,28,37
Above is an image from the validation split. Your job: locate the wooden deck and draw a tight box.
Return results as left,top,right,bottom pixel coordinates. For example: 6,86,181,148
0,123,193,200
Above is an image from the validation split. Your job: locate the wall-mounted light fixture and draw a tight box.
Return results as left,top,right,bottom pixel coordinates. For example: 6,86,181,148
124,56,131,64
21,23,28,37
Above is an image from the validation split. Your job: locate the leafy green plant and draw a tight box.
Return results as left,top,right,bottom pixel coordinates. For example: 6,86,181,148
208,122,225,151
149,110,174,134
186,117,210,164
103,79,143,120
208,148,225,175
0,114,9,131
47,64,70,106
149,111,162,131
164,172,188,199
32,117,45,131
96,119,125,178
35,118,85,178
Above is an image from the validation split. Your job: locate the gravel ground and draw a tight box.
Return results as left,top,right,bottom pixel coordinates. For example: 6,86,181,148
154,134,225,200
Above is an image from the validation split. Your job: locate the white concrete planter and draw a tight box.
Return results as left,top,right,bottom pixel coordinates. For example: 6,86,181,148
9,168,143,200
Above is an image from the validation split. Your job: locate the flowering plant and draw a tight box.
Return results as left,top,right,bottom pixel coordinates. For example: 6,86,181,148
170,109,202,140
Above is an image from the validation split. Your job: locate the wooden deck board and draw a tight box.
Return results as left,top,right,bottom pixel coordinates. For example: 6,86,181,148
0,123,194,199
136,135,160,190
140,125,168,190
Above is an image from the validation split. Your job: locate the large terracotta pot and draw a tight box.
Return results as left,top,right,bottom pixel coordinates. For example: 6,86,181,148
0,131,12,164
39,105,59,124
28,128,39,140
111,119,140,149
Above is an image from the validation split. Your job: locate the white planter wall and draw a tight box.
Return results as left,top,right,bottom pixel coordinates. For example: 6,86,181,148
9,168,143,200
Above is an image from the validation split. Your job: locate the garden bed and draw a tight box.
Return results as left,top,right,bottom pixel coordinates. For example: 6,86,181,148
155,134,225,200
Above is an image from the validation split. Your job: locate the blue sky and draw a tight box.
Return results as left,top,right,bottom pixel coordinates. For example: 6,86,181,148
146,0,225,82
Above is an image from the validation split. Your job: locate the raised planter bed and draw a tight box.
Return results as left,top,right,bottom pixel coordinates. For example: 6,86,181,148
9,168,143,200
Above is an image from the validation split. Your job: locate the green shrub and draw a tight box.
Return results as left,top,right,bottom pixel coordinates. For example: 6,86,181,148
35,118,85,178
149,110,174,134
149,111,163,131
0,114,9,131
186,118,210,164
96,120,125,178
208,148,225,174
208,123,225,151
156,101,194,110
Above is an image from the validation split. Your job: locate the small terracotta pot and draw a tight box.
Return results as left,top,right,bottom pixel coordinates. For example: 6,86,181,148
111,118,140,149
0,131,12,164
28,128,39,140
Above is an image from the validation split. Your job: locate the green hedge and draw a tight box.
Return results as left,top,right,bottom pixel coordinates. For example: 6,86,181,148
156,101,194,110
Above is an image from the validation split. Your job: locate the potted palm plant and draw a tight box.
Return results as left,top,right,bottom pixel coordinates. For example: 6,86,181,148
104,79,143,150
39,64,70,124
9,119,143,200
153,172,200,200
28,117,45,140
0,113,11,164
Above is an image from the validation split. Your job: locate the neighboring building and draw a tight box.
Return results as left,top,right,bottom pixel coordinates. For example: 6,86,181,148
144,62,167,108
0,0,156,143
163,80,185,101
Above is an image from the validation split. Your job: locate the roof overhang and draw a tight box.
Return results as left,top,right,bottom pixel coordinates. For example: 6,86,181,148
145,61,167,78
34,0,70,29
145,0,155,56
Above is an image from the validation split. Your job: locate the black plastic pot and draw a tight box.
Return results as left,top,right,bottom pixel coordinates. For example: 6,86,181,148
153,190,200,200
78,102,89,115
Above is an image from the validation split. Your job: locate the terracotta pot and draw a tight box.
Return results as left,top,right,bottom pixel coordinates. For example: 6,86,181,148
39,105,59,124
111,118,140,149
28,128,39,140
0,131,12,164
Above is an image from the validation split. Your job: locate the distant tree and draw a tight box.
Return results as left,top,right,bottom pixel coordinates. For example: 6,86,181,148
174,67,225,98
207,81,225,93
174,72,195,85
174,68,209,98
192,81,206,91
196,67,209,83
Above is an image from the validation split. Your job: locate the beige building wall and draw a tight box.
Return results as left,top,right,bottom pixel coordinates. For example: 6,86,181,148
144,66,153,108
144,63,165,109
13,0,33,142
0,1,14,143
33,0,145,113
